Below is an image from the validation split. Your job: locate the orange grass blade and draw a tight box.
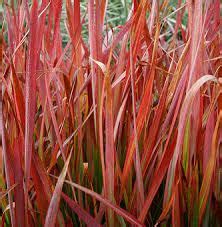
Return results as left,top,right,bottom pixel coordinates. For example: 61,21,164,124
199,110,222,224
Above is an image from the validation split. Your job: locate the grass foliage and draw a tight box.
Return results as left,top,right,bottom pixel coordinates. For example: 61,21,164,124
0,0,222,226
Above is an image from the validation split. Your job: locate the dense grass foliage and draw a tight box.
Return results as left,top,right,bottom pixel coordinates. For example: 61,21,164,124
0,0,222,226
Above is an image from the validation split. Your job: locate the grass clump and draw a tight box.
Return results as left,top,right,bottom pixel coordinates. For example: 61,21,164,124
0,0,222,226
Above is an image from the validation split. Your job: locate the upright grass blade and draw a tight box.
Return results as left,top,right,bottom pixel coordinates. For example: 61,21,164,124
24,0,39,223
13,136,25,227
104,55,115,226
88,0,98,138
10,61,25,134
199,110,222,224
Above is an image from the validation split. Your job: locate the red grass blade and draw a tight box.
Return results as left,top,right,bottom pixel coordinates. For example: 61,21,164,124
62,193,101,227
44,151,72,227
13,136,25,227
24,1,39,223
10,61,25,134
